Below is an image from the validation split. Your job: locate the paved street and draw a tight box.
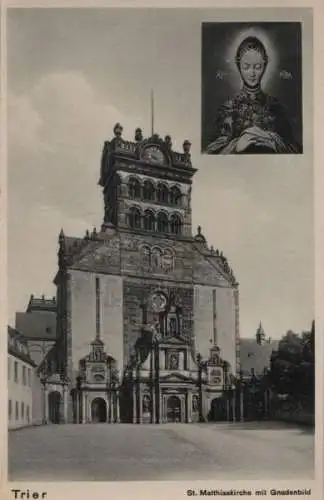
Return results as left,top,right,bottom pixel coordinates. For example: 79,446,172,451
8,422,314,481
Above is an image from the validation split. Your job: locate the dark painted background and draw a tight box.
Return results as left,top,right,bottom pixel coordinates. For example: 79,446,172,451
201,22,303,152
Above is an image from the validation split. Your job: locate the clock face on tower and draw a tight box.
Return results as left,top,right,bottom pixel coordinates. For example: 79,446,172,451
142,146,165,165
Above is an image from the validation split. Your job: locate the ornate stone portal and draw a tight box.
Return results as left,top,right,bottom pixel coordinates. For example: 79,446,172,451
72,339,120,424
118,290,228,424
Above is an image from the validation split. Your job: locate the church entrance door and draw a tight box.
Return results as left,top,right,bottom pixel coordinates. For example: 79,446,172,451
48,391,62,424
91,398,107,423
167,395,182,423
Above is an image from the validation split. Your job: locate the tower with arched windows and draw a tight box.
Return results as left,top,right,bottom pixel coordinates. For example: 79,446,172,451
50,123,240,424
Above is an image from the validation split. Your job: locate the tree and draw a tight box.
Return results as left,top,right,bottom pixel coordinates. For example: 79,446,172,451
269,322,315,403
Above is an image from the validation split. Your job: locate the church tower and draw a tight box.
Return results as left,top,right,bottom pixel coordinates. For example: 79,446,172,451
99,123,195,237
55,123,239,415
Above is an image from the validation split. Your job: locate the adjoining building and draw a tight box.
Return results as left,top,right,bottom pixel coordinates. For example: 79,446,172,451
15,295,57,366
8,326,36,429
33,125,241,424
240,322,279,380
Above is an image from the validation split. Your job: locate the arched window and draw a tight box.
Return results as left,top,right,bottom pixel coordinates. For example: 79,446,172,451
128,177,141,199
170,214,182,235
143,210,155,231
143,181,155,201
157,212,169,233
157,183,169,203
128,207,141,229
170,186,181,206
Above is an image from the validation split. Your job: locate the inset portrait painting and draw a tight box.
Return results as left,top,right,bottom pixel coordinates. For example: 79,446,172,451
201,22,303,155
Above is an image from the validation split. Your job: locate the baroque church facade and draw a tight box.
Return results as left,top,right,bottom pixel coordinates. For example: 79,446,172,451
39,124,240,424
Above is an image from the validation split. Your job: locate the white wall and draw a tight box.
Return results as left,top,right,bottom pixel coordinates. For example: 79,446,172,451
194,284,237,375
8,354,34,429
70,270,124,377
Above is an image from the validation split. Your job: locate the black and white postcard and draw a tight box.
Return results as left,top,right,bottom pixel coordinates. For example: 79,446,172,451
0,4,322,500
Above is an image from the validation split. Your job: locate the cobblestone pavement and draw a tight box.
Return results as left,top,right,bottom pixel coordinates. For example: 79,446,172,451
8,421,314,481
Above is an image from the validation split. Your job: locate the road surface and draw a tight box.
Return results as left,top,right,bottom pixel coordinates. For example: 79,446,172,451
8,421,314,481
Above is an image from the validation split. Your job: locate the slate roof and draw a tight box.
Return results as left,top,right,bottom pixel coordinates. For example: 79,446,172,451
15,310,57,340
240,338,279,377
8,326,36,367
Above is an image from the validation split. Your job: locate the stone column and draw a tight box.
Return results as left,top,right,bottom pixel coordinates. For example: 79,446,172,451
240,387,244,422
44,387,49,423
187,392,192,423
132,384,137,424
116,392,120,423
63,385,68,423
84,393,88,423
151,386,156,424
159,393,163,423
139,386,143,424
42,386,48,424
82,392,86,424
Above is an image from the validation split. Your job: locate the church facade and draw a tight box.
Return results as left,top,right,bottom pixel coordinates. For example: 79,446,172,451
39,124,240,424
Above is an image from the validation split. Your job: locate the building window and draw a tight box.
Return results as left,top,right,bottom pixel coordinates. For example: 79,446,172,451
21,402,24,420
28,368,32,387
15,401,19,420
157,212,169,233
143,210,155,231
8,358,11,381
128,177,141,199
26,405,30,423
128,207,141,229
8,400,12,420
143,180,155,201
170,186,181,206
14,361,18,383
157,183,169,203
22,366,27,386
170,214,182,235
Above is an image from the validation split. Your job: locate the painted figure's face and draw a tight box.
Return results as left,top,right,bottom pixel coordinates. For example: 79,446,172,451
239,49,266,88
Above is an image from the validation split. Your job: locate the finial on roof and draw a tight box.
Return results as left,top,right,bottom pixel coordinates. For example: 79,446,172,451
164,135,172,149
183,139,191,153
135,128,143,142
59,228,65,241
194,225,206,243
113,123,123,138
85,229,90,239
92,227,97,238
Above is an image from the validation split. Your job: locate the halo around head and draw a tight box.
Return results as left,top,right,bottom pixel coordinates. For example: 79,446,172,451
235,36,268,68
226,27,277,89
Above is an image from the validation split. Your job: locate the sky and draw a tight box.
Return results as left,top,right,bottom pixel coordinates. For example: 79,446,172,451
7,7,314,338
